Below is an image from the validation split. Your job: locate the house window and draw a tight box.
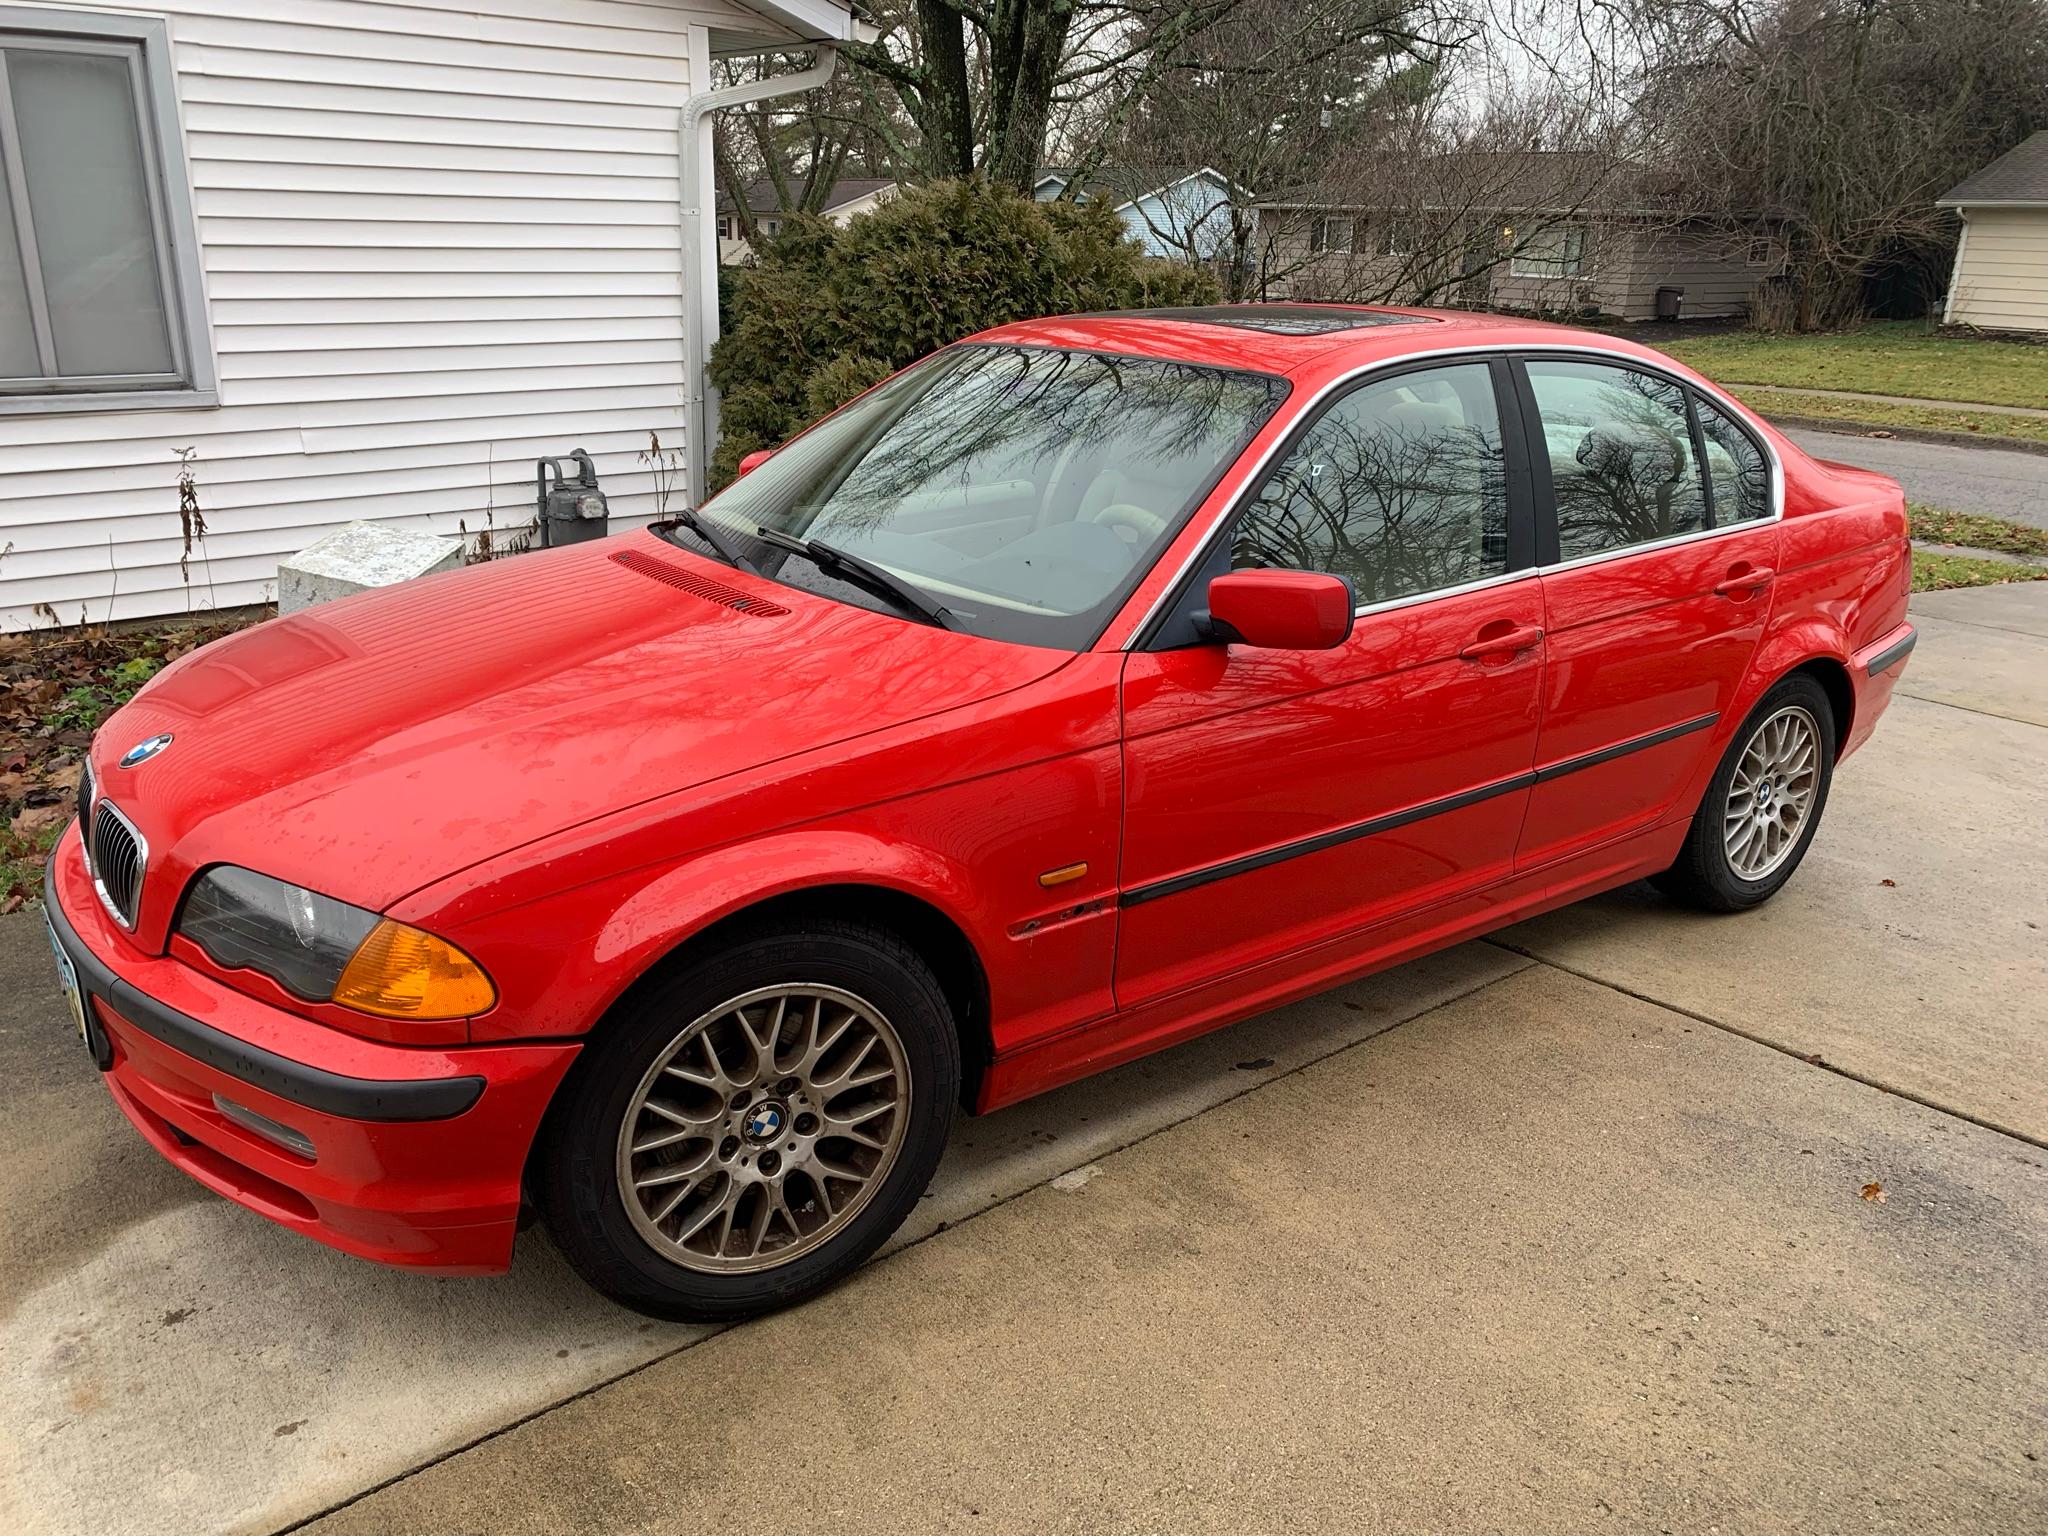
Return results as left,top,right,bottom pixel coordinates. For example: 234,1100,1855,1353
1308,215,1354,255
1744,237,1771,268
1510,222,1588,280
1378,220,1417,258
717,217,733,240
761,218,782,237
0,10,213,413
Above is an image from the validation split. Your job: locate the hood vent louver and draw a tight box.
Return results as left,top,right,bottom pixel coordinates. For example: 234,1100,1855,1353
609,549,789,617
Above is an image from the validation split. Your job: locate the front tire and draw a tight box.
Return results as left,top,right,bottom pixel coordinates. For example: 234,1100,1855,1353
1654,673,1837,913
534,920,960,1321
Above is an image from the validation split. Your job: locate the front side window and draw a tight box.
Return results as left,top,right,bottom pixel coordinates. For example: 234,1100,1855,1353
1232,362,1509,605
695,345,1287,649
0,17,209,407
1526,360,1709,560
1511,222,1587,279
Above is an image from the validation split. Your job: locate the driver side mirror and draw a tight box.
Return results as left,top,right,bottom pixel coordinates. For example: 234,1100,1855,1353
736,447,775,479
1201,569,1355,650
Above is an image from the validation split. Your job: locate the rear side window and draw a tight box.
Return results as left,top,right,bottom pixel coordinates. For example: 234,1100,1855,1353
1232,362,1509,605
1525,360,1708,560
1696,396,1771,523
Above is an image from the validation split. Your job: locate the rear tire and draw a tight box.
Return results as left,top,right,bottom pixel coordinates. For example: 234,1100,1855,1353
535,920,959,1321
1654,673,1836,913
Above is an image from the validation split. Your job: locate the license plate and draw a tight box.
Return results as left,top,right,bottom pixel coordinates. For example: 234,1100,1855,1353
45,908,88,1045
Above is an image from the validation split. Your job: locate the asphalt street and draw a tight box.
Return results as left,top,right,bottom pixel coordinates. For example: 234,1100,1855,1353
1783,425,2048,527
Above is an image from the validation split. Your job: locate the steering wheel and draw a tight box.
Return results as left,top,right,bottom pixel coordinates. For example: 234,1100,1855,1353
1086,501,1170,549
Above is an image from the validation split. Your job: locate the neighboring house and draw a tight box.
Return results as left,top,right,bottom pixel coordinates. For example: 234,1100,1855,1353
0,0,866,632
1259,155,1777,321
1938,131,2048,334
715,176,897,264
1033,166,1241,262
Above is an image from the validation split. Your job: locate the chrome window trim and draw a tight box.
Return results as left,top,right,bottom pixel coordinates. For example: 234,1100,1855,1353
1118,339,1784,649
89,797,147,931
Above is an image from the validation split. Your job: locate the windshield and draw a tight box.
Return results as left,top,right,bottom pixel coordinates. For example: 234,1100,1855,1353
690,344,1288,648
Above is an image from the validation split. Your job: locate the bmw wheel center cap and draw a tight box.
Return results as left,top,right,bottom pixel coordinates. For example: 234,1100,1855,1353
743,1102,786,1143
119,733,173,769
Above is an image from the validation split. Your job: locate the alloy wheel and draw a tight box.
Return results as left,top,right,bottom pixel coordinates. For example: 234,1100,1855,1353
615,984,911,1274
1723,704,1821,880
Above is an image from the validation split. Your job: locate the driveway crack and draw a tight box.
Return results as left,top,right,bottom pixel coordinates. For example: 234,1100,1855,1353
1486,939,2048,1152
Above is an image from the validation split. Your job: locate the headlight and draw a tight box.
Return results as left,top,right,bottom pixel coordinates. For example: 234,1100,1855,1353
179,867,494,1022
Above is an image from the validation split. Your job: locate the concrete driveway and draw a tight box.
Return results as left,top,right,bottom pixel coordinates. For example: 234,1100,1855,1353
3,585,2043,1536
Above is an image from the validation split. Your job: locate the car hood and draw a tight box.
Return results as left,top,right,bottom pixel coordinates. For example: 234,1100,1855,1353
94,532,1069,936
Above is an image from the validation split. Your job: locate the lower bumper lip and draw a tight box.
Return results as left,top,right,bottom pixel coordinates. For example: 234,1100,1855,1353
45,873,484,1123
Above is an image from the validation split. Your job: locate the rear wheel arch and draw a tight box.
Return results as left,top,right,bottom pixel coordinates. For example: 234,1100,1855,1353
1787,655,1854,759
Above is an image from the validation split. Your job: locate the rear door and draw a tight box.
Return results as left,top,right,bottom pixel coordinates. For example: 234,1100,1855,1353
1514,357,1781,869
1115,357,1544,1009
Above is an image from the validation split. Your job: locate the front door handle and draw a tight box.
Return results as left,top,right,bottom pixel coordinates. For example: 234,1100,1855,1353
1714,565,1775,597
1459,623,1544,660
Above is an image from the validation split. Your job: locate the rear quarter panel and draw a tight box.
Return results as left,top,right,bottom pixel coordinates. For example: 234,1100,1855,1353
1677,432,1910,812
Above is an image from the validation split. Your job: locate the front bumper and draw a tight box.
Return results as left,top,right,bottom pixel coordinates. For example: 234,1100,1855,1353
46,825,579,1273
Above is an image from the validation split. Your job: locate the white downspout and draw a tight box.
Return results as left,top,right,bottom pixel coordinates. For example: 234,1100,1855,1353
679,40,841,504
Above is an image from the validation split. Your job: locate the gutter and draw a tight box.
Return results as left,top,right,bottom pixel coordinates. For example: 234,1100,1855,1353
678,45,843,504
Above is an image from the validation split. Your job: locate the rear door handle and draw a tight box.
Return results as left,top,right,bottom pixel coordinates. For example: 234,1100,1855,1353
1714,566,1775,597
1459,623,1544,660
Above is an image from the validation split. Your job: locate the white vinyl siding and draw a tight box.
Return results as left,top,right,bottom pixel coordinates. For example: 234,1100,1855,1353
0,0,752,631
1945,207,2048,333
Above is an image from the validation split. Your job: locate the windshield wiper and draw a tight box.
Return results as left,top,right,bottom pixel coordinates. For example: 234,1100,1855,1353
658,507,757,573
753,527,954,630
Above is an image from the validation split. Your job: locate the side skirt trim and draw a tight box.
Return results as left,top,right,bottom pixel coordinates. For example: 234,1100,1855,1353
1120,712,1719,909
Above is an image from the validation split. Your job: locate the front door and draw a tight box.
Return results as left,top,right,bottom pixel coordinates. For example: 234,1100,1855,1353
1116,358,1543,1010
1513,358,1782,868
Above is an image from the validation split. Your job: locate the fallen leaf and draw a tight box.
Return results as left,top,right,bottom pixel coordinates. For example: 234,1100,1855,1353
1860,1182,1886,1203
8,804,65,837
1879,878,1897,888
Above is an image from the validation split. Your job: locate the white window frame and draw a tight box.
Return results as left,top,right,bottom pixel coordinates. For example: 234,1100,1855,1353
1378,219,1417,258
1510,221,1588,280
716,216,733,240
0,7,215,416
1312,215,1354,255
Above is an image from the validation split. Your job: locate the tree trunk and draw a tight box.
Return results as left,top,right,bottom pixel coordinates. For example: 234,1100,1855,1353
914,0,976,180
984,0,1074,191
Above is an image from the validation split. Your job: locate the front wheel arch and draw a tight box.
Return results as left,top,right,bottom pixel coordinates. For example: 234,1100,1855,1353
582,883,991,1115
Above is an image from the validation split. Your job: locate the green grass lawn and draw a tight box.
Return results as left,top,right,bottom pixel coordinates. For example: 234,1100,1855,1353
1660,320,2048,409
1730,387,2048,447
1907,505,2048,558
1912,550,2048,592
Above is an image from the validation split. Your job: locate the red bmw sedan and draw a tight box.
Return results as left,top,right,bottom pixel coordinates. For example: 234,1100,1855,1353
46,305,1915,1319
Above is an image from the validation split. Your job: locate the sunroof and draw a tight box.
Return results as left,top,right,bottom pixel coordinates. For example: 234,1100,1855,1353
1094,305,1433,335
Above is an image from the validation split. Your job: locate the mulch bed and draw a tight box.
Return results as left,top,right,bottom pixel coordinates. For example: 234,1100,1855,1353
2,614,259,911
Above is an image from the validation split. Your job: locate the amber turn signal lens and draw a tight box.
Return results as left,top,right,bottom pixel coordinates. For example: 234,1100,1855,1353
332,920,495,1021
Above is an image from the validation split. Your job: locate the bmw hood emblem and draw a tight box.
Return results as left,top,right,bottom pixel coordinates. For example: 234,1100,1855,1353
118,733,173,769
743,1103,785,1141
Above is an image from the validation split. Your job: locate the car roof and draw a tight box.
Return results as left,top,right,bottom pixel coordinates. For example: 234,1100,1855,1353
970,304,1659,379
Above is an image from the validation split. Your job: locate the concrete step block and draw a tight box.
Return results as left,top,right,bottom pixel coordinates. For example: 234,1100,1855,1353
278,521,464,613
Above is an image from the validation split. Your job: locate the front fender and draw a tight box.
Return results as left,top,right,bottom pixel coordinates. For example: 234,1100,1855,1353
426,830,990,1044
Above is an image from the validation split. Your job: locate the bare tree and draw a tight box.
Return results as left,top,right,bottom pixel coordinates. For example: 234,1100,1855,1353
1637,0,2048,328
